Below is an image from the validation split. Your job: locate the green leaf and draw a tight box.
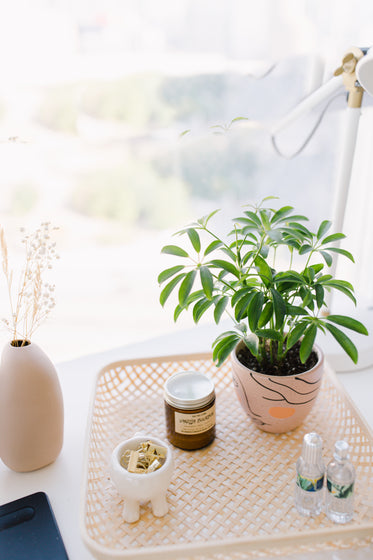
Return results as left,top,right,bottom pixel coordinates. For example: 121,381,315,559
255,328,283,342
210,259,240,278
259,209,270,229
327,278,354,290
319,277,353,288
300,286,313,308
214,296,229,323
244,210,262,227
267,229,283,242
212,333,240,366
186,228,201,253
193,297,214,323
158,265,185,284
248,291,264,332
321,280,356,305
220,246,238,261
286,322,309,350
199,266,214,299
325,247,354,262
185,289,205,304
230,116,249,124
288,222,313,239
300,323,317,363
213,330,241,345
243,334,259,357
174,304,185,321
159,273,185,306
204,239,223,256
161,245,189,258
303,266,315,283
234,292,255,322
271,288,286,329
284,238,301,250
315,285,324,309
233,217,258,229
261,195,279,203
309,263,324,274
197,209,220,228
216,340,240,366
321,232,346,244
254,255,273,287
178,270,197,306
270,206,294,224
275,271,304,284
320,250,333,266
258,301,273,328
317,274,333,282
258,245,269,258
324,323,358,364
282,227,306,242
286,304,308,317
285,214,309,222
242,249,259,266
317,220,332,240
326,315,368,335
236,322,247,335
299,244,313,255
232,287,253,307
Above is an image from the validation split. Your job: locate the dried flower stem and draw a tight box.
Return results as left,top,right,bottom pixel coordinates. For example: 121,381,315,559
0,223,59,344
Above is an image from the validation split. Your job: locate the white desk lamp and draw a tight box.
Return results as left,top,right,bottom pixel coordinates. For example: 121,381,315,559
272,47,373,371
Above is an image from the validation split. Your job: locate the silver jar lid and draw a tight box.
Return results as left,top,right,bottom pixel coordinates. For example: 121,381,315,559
164,370,215,410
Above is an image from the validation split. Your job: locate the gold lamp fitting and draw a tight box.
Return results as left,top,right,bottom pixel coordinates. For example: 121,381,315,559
334,47,365,108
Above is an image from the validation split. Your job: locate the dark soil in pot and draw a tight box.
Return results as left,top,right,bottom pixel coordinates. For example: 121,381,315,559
236,341,318,376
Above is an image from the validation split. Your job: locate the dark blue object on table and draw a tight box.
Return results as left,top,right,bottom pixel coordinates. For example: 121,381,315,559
0,492,68,559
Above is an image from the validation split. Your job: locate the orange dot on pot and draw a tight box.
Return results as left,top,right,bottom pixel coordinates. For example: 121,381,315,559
269,406,296,419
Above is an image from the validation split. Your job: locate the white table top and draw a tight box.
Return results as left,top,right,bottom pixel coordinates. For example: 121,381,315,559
1,323,373,560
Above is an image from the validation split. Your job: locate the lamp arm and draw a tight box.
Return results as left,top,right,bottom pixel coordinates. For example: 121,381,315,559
271,75,343,137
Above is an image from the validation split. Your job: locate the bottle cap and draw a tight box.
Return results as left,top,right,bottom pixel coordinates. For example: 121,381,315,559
334,440,350,460
301,432,323,463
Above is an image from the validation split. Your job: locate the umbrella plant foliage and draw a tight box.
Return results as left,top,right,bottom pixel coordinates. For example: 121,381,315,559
158,198,368,368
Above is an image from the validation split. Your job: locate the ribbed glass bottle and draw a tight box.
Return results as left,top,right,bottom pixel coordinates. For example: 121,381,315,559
325,440,355,523
294,432,325,516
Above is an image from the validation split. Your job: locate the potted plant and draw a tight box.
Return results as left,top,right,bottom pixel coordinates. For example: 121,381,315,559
158,197,368,433
0,223,63,471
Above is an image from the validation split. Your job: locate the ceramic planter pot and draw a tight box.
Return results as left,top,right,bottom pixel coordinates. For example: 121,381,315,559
231,340,324,433
0,341,64,472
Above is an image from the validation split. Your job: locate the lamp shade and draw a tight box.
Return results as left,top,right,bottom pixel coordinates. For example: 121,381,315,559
356,47,373,97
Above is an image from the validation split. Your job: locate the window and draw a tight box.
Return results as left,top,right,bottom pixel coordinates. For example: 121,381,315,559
0,1,372,361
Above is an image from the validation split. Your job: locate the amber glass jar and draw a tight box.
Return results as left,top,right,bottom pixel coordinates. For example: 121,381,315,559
164,371,216,450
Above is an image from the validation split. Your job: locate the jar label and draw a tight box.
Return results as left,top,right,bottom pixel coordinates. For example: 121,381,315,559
327,478,354,499
174,404,216,435
296,474,324,492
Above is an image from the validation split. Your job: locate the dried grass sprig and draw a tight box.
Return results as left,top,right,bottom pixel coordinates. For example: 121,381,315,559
0,222,59,345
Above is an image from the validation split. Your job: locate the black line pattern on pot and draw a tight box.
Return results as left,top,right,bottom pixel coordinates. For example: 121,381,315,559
232,373,267,425
250,372,321,406
262,395,318,405
293,376,322,385
268,378,321,396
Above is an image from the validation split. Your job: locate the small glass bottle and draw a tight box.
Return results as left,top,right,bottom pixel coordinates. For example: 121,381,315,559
325,440,355,523
294,432,325,516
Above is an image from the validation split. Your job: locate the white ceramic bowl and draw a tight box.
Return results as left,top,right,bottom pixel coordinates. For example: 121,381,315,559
109,434,174,523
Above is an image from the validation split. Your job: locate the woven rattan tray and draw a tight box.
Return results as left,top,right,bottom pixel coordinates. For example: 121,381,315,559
80,352,373,559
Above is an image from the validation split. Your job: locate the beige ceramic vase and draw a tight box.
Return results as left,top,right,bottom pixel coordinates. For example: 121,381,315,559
231,340,324,433
0,341,64,472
